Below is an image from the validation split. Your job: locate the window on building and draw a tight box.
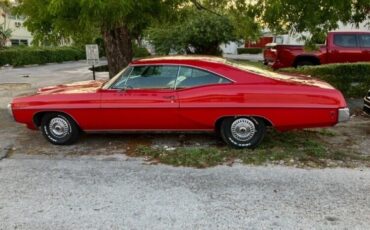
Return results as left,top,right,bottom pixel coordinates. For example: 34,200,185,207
7,14,25,21
10,39,20,46
20,40,28,46
10,39,28,46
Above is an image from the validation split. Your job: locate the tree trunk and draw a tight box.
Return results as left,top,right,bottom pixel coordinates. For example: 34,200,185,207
102,25,133,78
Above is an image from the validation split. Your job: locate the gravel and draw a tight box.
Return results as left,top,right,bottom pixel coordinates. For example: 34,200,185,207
0,157,369,230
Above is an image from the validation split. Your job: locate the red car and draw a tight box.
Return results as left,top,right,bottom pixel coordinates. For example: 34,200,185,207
8,56,350,148
264,31,370,69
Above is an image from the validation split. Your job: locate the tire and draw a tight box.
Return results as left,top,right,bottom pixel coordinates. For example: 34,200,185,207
40,113,80,145
220,117,266,149
295,60,315,68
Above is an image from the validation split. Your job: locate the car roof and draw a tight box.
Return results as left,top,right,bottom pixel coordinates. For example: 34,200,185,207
131,55,228,65
329,31,370,34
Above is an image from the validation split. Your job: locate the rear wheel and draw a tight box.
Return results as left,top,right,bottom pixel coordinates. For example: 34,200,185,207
220,117,266,149
40,113,80,145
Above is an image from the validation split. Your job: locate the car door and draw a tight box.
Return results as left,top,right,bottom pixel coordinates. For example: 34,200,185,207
358,34,370,61
328,33,362,63
175,66,233,130
100,65,179,130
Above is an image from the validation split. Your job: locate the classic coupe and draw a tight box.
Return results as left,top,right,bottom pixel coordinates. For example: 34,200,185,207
8,56,350,148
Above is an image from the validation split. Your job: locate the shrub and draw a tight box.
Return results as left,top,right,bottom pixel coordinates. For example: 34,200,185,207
280,63,370,97
133,43,150,58
237,47,263,55
0,46,85,67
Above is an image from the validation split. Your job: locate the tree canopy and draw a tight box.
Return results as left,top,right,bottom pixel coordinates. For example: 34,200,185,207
14,0,370,75
254,0,370,46
16,0,178,77
147,10,238,55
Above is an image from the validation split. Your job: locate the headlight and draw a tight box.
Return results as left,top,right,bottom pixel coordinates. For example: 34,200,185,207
7,103,13,118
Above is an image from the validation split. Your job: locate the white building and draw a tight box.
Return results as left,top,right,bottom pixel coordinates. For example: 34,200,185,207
0,6,33,46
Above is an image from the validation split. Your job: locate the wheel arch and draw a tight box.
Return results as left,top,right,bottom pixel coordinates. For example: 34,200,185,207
293,55,321,67
215,115,273,133
33,111,81,129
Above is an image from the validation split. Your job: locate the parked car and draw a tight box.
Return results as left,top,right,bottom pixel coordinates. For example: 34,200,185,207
8,56,350,148
264,31,370,69
364,89,370,114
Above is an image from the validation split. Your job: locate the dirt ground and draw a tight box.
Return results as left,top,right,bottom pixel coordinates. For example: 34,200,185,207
0,62,369,165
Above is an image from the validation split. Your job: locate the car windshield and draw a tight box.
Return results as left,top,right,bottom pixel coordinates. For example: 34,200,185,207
102,66,131,89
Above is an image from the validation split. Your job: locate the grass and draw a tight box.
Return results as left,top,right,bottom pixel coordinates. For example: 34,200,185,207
131,129,369,168
227,59,269,70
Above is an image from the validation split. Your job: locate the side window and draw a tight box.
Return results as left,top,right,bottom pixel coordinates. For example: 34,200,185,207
176,66,231,89
333,34,358,48
125,65,179,89
359,35,370,48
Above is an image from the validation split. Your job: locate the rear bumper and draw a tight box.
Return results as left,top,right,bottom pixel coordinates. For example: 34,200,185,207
338,108,350,123
364,96,370,114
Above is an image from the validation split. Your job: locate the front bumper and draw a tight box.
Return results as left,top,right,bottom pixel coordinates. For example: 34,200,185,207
364,96,370,114
7,103,14,119
338,108,350,123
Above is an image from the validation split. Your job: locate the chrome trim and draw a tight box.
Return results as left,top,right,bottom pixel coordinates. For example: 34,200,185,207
364,96,370,109
230,118,256,141
130,63,236,84
7,103,13,118
338,108,350,123
174,66,182,90
84,129,214,134
49,117,70,138
365,96,370,104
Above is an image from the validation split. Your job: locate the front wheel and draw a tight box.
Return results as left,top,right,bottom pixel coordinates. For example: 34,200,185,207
41,113,80,145
220,117,266,149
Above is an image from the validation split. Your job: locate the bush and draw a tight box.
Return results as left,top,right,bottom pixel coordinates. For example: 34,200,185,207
133,44,150,58
237,48,263,55
280,63,370,97
0,46,85,67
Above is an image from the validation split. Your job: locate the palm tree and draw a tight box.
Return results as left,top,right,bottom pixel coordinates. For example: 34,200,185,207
0,0,11,48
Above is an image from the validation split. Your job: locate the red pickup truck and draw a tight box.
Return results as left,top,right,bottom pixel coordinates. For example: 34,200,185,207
264,31,370,69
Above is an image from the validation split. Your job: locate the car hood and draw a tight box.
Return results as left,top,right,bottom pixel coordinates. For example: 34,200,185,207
37,80,106,95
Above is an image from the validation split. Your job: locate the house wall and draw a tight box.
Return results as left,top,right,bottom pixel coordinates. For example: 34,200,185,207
0,7,33,46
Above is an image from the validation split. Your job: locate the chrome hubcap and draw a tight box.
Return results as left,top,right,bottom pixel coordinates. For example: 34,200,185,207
230,118,256,142
49,117,70,138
